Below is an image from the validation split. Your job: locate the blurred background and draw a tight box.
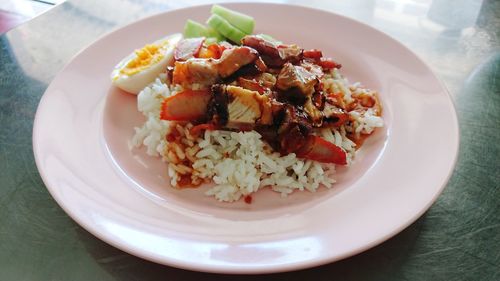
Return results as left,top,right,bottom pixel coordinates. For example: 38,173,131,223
0,0,486,34
0,0,65,33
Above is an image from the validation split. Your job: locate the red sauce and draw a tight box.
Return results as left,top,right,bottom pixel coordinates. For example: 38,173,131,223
166,134,176,142
356,94,376,108
327,92,346,108
177,175,192,187
166,129,180,142
244,195,253,204
190,123,216,136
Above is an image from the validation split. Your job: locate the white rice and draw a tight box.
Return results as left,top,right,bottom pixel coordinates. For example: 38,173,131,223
131,71,383,202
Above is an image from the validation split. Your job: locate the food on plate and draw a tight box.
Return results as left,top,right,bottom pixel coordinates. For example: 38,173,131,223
113,5,384,202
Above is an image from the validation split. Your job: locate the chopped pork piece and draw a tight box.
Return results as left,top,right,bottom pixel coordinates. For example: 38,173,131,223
172,59,219,87
237,73,275,94
322,102,349,127
303,97,323,126
254,57,268,72
300,61,324,78
226,88,262,128
209,84,229,125
241,35,303,67
210,85,272,129
222,64,263,83
255,72,276,89
312,90,325,110
277,44,303,65
274,105,312,153
276,62,318,96
216,46,259,78
160,89,211,121
237,77,266,94
276,87,308,106
241,35,281,65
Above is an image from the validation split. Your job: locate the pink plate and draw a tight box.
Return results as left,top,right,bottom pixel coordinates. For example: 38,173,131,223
33,3,459,274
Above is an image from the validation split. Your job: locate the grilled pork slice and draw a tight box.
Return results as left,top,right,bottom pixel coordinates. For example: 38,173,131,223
211,85,272,129
241,35,303,67
296,135,347,165
160,89,211,121
216,46,259,78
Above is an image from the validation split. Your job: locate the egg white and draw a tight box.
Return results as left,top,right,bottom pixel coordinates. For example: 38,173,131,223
111,33,182,94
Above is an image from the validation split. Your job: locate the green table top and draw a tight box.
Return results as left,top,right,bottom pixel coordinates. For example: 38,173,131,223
1,0,499,279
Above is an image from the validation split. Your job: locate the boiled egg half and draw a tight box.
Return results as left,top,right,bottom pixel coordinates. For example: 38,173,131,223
111,33,182,94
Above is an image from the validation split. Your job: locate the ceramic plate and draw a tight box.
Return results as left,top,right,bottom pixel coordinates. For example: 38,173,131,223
33,3,459,274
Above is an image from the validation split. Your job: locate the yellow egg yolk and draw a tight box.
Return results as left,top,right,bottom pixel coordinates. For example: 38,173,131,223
121,44,164,76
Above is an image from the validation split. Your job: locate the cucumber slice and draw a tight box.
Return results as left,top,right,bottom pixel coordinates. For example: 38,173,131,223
183,20,208,38
207,14,246,44
205,25,224,41
211,4,254,34
184,19,224,42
